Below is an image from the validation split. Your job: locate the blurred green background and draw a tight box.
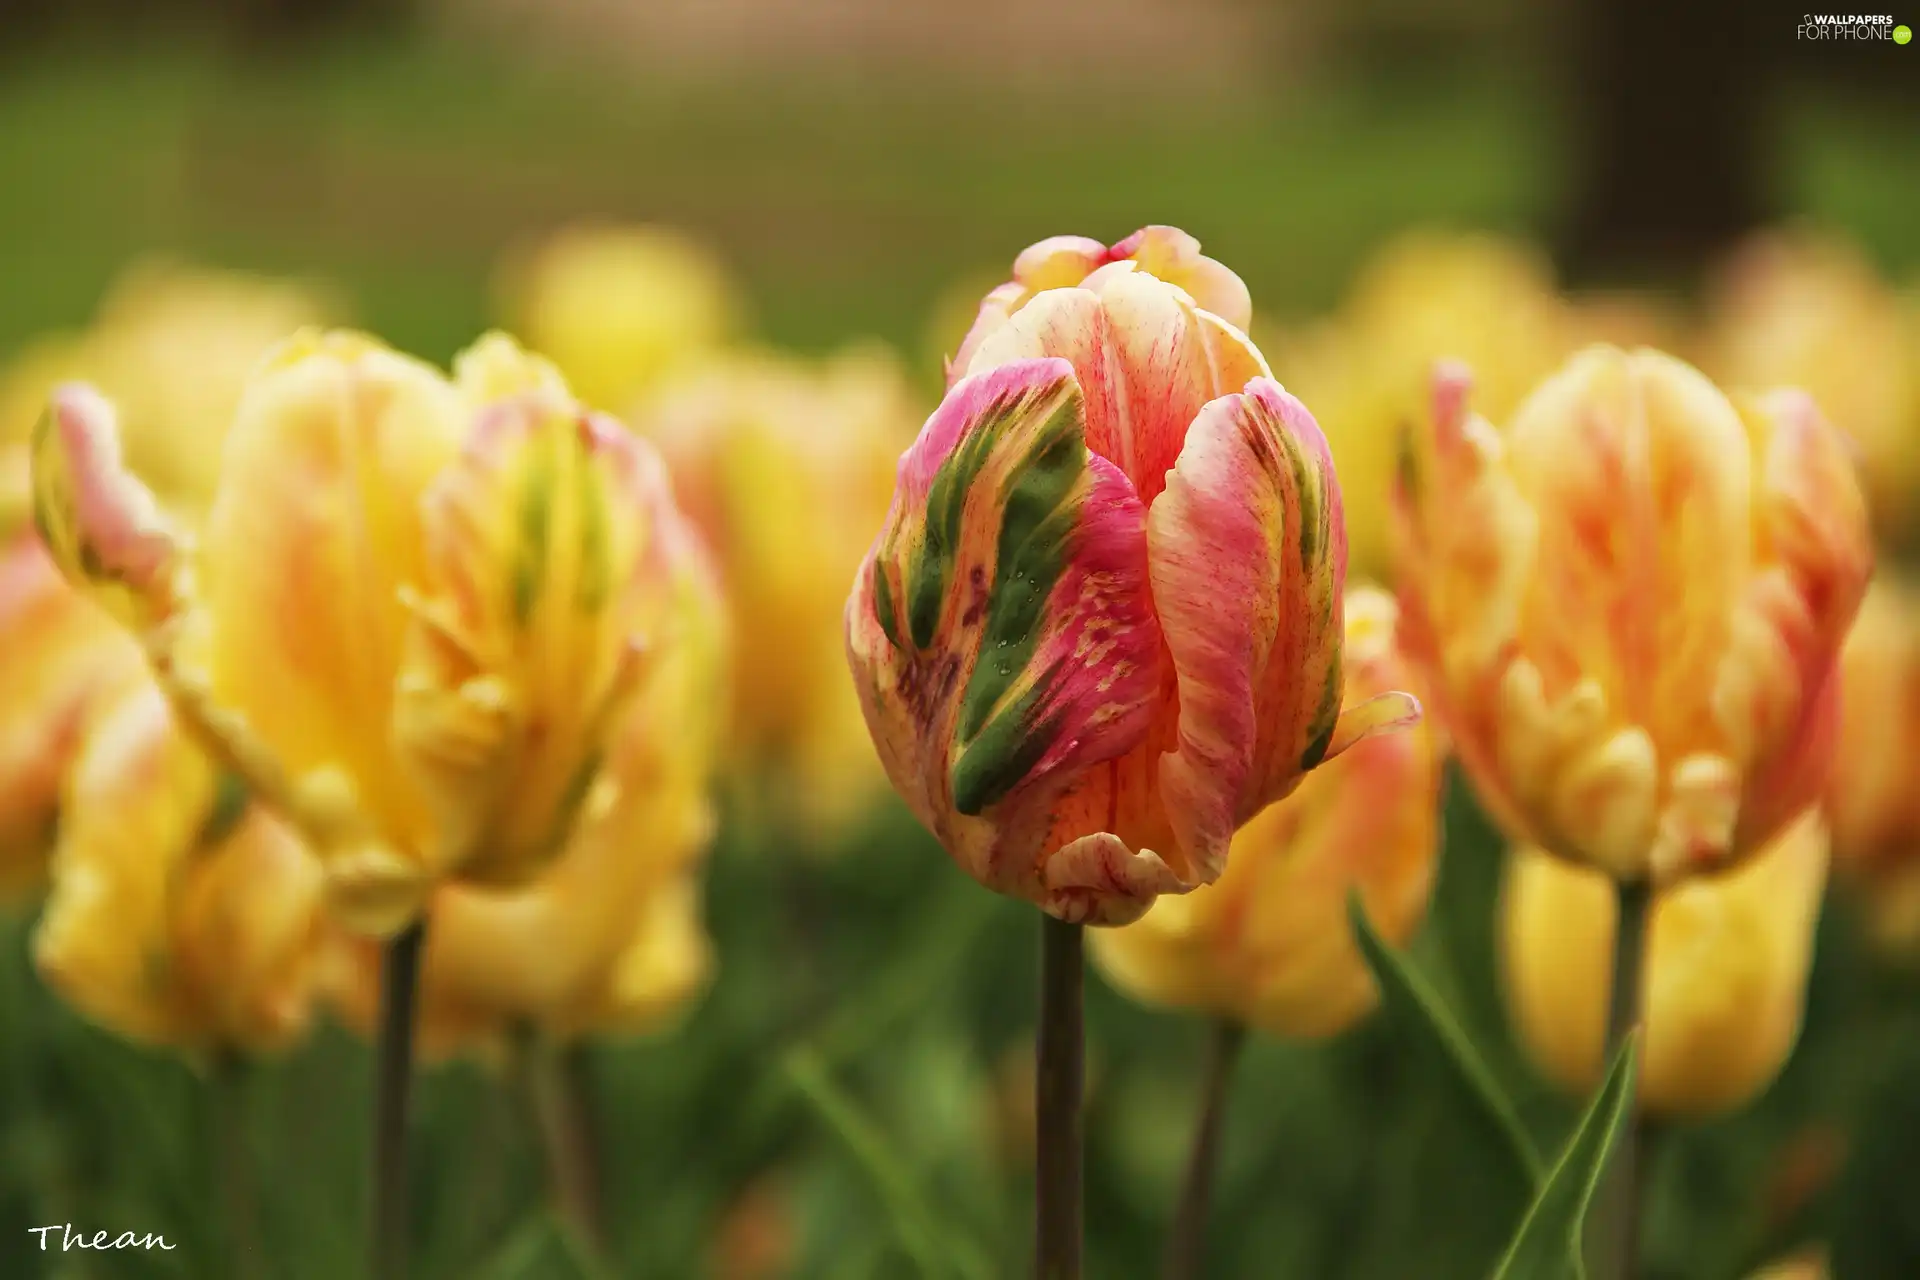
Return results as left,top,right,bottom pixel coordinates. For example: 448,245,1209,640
1,2,1918,1277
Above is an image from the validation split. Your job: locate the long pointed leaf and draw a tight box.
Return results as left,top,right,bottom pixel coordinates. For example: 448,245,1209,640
1491,1033,1641,1280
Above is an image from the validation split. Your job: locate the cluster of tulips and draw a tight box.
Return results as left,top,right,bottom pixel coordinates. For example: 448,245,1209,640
3,218,1917,1278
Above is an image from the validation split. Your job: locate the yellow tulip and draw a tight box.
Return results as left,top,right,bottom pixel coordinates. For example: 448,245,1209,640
32,330,724,937
323,536,725,1055
635,344,921,838
1394,347,1872,884
0,532,147,898
1089,588,1441,1037
497,223,738,414
1827,574,1920,952
0,259,331,537
1500,812,1828,1118
1746,1256,1826,1280
1703,230,1920,549
34,678,324,1055
1273,232,1578,582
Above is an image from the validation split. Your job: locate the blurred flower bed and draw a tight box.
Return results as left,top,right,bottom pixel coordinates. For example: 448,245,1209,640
1,33,1919,1280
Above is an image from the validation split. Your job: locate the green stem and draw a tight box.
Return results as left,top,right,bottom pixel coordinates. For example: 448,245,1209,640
372,919,428,1280
1162,1019,1247,1280
211,1050,262,1280
1601,879,1652,1280
525,1036,609,1257
1035,914,1084,1280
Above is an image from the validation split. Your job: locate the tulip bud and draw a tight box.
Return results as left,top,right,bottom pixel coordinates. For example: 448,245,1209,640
1394,348,1871,884
1090,588,1441,1036
636,344,921,839
848,228,1420,924
1747,1256,1826,1280
1826,574,1920,953
34,680,324,1054
497,223,738,414
32,330,719,937
324,526,727,1055
1704,230,1920,551
1499,812,1828,1118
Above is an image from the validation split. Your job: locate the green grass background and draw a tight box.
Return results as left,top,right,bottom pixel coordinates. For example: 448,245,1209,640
2,32,1919,1279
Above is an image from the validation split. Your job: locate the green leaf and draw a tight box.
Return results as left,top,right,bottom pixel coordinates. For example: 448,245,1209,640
471,1214,612,1280
1491,1033,1640,1280
1348,893,1542,1278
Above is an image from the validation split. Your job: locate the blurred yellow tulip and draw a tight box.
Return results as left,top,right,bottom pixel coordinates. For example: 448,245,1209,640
1827,574,1920,952
1500,812,1828,1119
0,259,332,537
1704,230,1920,550
0,532,147,898
1273,232,1578,583
1394,348,1872,884
497,223,739,415
1746,1250,1826,1280
34,679,324,1055
324,537,726,1056
1089,588,1442,1038
636,344,922,840
32,330,725,937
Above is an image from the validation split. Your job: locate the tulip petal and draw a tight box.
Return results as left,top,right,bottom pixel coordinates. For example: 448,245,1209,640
397,393,673,882
1111,225,1254,331
1149,379,1369,882
29,383,187,628
848,358,1166,909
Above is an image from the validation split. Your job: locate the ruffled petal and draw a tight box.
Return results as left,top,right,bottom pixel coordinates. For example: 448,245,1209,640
847,358,1168,914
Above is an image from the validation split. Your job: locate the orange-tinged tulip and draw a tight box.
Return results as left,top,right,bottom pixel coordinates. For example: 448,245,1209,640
1089,588,1441,1036
0,533,146,897
1394,348,1872,884
324,536,725,1055
0,259,331,538
1272,233,1578,583
34,679,324,1054
636,344,920,838
32,331,722,937
1827,574,1920,951
1500,812,1828,1118
1703,230,1920,550
497,223,738,415
848,228,1420,924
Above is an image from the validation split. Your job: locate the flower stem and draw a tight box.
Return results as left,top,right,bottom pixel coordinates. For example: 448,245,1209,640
1035,914,1084,1280
1162,1018,1246,1280
210,1050,262,1280
525,1036,608,1257
372,918,428,1280
1600,878,1652,1280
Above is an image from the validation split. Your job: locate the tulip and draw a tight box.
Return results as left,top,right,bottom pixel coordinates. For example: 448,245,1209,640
1703,231,1920,551
34,678,324,1055
0,532,147,897
497,223,738,415
1747,1257,1826,1280
1393,347,1871,886
32,330,720,937
849,226,1421,926
322,527,727,1056
636,344,920,839
1826,575,1920,952
1089,587,1441,1037
0,259,332,536
1501,812,1828,1117
1272,233,1579,583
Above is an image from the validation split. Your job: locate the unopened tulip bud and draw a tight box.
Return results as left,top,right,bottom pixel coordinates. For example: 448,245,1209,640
1394,348,1871,884
849,228,1420,924
1500,812,1828,1118
1090,588,1442,1036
